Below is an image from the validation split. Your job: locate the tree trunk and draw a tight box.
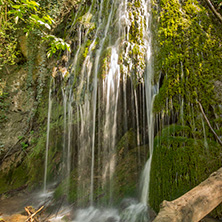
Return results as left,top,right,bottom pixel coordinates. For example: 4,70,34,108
153,168,222,222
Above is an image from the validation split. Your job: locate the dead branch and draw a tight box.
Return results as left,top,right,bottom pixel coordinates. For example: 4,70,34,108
25,206,44,222
197,100,222,146
204,0,222,23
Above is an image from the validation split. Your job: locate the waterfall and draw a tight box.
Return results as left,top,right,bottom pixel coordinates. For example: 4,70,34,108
140,0,156,205
43,0,156,216
140,73,155,205
43,79,53,193
90,0,115,204
61,88,67,177
67,91,73,194
102,47,121,202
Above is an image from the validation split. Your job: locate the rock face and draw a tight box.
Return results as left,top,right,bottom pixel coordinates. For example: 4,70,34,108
18,36,28,59
0,67,34,173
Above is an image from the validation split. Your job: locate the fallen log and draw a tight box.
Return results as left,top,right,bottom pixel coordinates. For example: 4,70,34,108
153,168,222,222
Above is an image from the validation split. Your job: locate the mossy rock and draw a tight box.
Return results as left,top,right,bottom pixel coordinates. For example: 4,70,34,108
117,129,137,153
0,164,28,195
149,124,222,217
113,134,149,204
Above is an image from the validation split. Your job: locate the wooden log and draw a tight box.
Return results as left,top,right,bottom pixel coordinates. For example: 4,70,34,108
153,168,222,222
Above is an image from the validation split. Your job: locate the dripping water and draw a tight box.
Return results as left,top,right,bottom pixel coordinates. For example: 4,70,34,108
43,79,53,193
43,0,156,218
140,0,156,205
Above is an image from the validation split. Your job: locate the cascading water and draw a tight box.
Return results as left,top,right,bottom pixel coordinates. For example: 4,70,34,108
43,0,156,220
139,0,157,205
43,79,53,193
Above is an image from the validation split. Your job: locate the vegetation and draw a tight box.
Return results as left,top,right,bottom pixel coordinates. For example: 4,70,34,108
212,0,222,14
0,0,70,70
0,0,222,219
150,0,222,216
150,125,221,213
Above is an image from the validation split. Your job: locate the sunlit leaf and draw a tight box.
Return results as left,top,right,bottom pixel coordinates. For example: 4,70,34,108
30,14,40,20
29,1,40,7
44,23,51,30
11,4,21,9
15,16,19,24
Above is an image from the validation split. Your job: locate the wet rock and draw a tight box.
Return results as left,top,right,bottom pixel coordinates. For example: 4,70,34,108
106,217,119,222
148,207,157,222
119,198,138,211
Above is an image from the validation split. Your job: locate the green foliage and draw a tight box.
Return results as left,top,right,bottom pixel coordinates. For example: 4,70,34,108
0,0,71,69
0,0,18,69
153,0,222,115
7,0,55,35
150,1,222,217
42,35,71,58
21,141,28,150
0,165,28,194
212,0,222,13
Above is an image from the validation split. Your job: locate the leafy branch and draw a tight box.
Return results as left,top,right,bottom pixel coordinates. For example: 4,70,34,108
0,0,71,69
42,35,71,58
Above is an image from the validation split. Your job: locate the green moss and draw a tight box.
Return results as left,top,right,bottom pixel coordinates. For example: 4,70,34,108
105,129,148,204
54,169,78,203
151,5,222,217
98,47,112,79
150,124,222,215
26,129,46,184
152,0,222,115
117,129,137,152
0,165,28,194
113,144,148,204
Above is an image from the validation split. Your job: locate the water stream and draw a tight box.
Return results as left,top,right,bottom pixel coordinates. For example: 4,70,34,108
43,79,54,193
43,0,156,220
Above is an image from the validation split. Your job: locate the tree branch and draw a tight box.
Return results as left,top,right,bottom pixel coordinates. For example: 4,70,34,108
25,206,44,222
197,100,222,146
204,0,222,23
